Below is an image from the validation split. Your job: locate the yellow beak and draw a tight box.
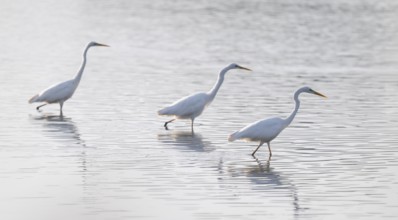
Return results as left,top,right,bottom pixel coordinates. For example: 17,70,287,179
96,43,110,47
237,65,252,71
313,90,327,98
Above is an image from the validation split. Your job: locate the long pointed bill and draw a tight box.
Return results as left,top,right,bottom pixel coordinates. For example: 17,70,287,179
237,65,252,71
96,43,110,47
312,90,327,98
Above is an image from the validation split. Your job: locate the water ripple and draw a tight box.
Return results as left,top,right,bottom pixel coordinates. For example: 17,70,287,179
1,0,398,219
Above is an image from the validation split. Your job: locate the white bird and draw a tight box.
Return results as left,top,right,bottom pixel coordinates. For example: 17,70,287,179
228,86,327,157
29,41,109,115
158,63,252,131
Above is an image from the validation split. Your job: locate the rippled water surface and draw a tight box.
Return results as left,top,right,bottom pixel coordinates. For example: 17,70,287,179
1,0,398,219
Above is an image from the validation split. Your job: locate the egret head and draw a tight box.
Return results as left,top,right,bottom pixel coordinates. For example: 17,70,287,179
301,86,327,98
88,41,109,47
228,63,252,71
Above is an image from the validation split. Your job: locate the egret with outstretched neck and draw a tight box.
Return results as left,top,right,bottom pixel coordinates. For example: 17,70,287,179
29,41,109,115
228,86,327,156
158,63,251,132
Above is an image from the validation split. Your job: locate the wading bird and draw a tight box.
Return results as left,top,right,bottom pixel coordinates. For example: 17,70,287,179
158,63,251,132
228,86,327,157
29,41,109,115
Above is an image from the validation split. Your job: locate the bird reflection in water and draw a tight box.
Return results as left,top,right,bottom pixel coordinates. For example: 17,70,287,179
31,113,86,147
30,113,87,173
157,131,215,152
220,156,305,218
30,113,92,211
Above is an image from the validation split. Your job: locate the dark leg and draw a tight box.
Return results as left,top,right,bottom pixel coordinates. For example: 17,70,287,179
36,103,47,111
60,102,64,116
252,142,264,156
191,118,195,134
164,119,175,130
267,142,272,157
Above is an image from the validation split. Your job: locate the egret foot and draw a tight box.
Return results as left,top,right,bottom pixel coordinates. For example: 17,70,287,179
36,104,47,111
164,119,175,130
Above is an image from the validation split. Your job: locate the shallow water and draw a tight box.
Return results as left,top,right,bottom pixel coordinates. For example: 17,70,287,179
1,0,398,219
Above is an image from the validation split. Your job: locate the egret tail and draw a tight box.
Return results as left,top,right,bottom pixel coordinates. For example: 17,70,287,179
228,131,239,142
158,108,168,115
29,94,39,103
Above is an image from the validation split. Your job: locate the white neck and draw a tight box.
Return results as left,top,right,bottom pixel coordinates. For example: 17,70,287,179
73,44,91,85
206,66,231,102
283,89,302,127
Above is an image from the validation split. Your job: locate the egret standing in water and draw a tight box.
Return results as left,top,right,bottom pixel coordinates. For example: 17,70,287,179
158,63,251,131
29,41,109,115
228,86,327,157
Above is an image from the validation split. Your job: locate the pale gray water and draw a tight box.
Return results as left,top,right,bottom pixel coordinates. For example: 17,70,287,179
1,0,398,219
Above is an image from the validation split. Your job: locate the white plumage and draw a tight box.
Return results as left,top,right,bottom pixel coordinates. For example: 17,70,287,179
229,86,327,157
158,92,208,119
29,41,109,115
29,80,75,104
158,63,251,131
229,117,285,142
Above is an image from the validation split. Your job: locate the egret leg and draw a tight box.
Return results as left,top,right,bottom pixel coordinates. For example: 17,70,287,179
164,119,175,130
252,142,264,156
60,102,64,116
191,118,195,134
36,104,47,111
267,142,272,157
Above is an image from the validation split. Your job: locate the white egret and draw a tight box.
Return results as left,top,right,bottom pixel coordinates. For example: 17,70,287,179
29,41,109,115
158,63,251,131
228,86,327,156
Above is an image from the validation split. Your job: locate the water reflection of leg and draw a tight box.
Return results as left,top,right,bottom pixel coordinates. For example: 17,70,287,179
157,131,214,152
252,154,271,172
31,114,85,147
252,154,303,216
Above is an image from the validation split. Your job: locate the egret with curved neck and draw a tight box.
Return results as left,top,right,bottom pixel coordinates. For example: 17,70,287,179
29,41,109,115
158,63,251,132
228,86,327,157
